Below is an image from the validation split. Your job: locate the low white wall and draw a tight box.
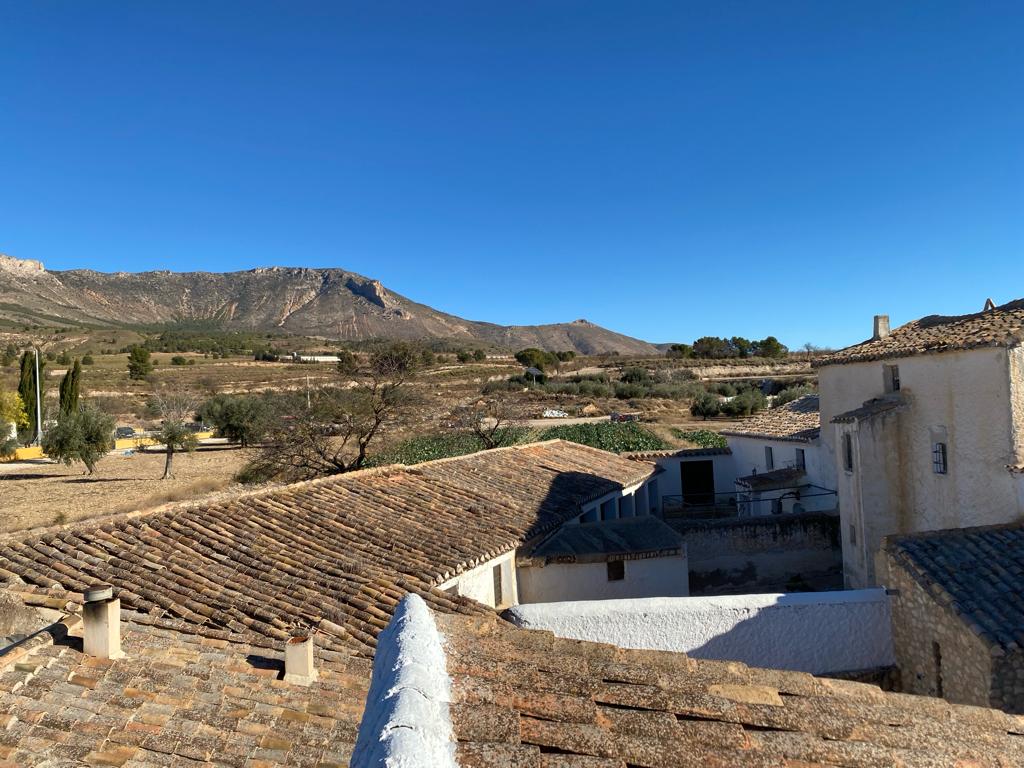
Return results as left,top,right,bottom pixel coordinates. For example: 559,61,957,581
517,553,689,604
505,589,894,675
437,552,517,609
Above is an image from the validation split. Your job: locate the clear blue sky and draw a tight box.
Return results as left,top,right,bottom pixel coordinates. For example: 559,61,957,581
1,2,1021,348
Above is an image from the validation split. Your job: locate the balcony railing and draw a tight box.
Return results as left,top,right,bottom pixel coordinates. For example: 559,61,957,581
661,486,837,521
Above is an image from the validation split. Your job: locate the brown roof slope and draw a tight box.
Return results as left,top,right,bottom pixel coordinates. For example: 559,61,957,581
0,611,371,767
440,611,1024,767
0,441,653,658
818,298,1024,366
721,394,820,443
884,523,1024,652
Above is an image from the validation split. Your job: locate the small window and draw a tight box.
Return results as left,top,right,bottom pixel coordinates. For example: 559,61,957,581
843,433,854,472
607,560,625,581
933,442,948,474
795,448,806,470
765,446,774,471
885,365,901,393
492,564,503,606
848,523,857,546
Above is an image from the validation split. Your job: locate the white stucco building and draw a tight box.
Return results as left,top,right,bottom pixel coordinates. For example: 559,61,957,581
721,394,836,517
516,517,688,603
816,303,1024,587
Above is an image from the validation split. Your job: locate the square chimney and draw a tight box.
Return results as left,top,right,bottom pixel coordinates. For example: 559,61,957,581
83,585,124,660
873,315,890,340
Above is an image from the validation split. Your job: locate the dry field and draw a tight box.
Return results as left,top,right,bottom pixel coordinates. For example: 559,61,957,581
0,447,251,534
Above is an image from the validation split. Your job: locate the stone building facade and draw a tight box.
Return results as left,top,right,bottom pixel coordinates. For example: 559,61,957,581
877,523,1024,713
817,301,1024,587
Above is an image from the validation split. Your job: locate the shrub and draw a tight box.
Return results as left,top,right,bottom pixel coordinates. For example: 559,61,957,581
672,429,728,449
775,385,816,406
81,354,95,366
720,389,768,417
620,367,653,385
127,346,153,380
613,382,646,400
456,350,472,363
538,422,667,453
170,355,189,366
472,349,487,362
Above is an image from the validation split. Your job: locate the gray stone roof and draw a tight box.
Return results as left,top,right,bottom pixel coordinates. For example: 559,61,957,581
520,517,682,565
817,298,1024,366
624,446,732,460
884,523,1024,651
721,395,820,443
831,396,907,424
736,467,808,491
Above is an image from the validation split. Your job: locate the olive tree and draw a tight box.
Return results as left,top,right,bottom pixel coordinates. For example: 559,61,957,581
149,390,201,479
42,406,115,475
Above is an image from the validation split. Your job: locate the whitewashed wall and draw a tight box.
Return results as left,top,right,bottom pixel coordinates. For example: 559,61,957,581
729,437,830,491
651,453,737,507
517,552,689,604
437,552,517,609
505,589,894,675
819,347,1022,586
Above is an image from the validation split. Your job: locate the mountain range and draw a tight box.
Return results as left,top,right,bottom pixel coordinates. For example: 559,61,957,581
0,254,657,355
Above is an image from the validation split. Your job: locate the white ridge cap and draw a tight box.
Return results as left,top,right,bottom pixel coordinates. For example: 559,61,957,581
351,594,457,768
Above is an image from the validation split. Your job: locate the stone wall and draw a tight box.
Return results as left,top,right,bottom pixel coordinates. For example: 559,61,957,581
672,512,842,595
877,549,995,709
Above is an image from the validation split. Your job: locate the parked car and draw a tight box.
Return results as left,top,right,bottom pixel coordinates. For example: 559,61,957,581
115,426,136,439
542,409,569,419
610,411,641,423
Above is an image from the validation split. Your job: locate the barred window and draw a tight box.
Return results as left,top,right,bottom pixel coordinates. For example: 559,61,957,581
843,433,854,471
933,442,948,475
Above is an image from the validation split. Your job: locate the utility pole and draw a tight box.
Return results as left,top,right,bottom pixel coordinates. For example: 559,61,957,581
306,376,311,409
33,347,43,446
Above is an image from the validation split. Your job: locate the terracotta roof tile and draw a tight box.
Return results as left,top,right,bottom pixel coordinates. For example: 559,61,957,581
817,298,1024,366
0,615,371,767
433,610,1024,766
0,441,654,658
721,394,820,443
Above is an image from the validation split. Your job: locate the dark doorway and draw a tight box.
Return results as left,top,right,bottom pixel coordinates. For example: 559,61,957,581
681,460,715,507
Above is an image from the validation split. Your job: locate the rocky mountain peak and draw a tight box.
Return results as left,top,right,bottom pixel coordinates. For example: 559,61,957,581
0,254,46,276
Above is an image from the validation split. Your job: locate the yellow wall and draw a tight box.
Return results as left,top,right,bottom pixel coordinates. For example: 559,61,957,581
1,432,214,463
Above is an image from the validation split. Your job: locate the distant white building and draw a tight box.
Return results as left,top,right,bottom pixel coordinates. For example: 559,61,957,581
289,352,342,364
721,394,836,517
816,303,1024,587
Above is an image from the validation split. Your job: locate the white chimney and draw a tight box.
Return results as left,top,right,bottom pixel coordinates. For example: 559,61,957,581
82,585,124,660
872,315,890,340
284,635,317,685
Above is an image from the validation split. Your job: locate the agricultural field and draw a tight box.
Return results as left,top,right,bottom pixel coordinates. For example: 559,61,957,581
0,447,250,534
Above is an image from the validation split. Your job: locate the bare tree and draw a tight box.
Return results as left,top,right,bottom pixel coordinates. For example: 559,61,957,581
243,343,420,482
149,389,201,479
449,397,528,450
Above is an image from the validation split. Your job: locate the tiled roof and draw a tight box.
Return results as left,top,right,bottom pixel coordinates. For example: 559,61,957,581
0,608,372,767
371,598,1024,766
520,517,682,565
817,298,1024,366
0,441,655,658
735,466,807,491
721,395,820,443
831,396,906,424
884,523,1024,651
624,446,731,460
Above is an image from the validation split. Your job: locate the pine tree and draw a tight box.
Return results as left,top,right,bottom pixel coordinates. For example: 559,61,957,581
59,358,82,415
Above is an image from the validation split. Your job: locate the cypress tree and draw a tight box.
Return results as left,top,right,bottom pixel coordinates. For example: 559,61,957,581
18,352,35,442
59,358,82,415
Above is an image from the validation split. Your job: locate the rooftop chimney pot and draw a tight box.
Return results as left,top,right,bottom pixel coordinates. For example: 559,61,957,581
284,635,318,686
83,587,123,660
872,315,890,340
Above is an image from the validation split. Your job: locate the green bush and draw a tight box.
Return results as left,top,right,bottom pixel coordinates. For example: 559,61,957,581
170,355,189,366
720,389,768,417
774,385,816,406
538,422,667,453
672,429,728,448
690,392,721,420
81,354,95,366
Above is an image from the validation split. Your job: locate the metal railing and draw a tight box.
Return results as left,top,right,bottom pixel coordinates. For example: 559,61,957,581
661,486,837,521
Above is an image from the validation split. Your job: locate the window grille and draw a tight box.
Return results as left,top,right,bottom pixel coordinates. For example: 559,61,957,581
933,442,948,474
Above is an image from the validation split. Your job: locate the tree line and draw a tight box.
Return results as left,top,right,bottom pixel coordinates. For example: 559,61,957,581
667,336,788,360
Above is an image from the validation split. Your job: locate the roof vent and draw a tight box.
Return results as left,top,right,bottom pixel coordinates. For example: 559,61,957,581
83,584,124,660
872,315,890,340
284,634,318,686
984,298,996,311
